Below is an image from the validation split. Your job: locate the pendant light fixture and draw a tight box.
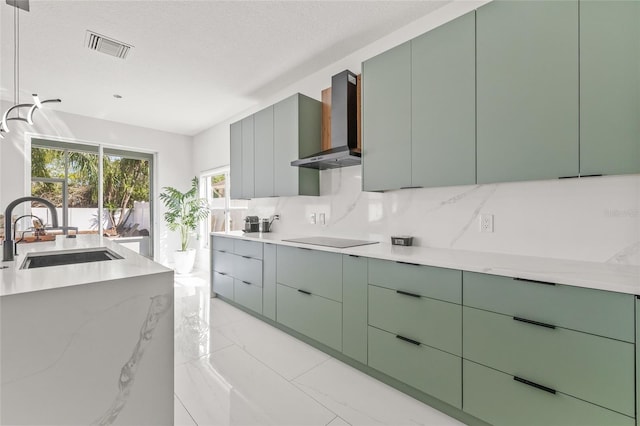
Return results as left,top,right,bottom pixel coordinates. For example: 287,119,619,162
0,0,61,139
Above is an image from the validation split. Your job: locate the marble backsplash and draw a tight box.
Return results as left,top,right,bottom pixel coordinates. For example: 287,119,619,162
246,167,640,266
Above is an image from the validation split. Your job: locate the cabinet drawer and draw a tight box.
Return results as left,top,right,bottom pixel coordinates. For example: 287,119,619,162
234,279,262,315
369,285,461,355
463,360,634,426
463,271,634,342
212,250,234,276
212,236,234,253
368,326,461,408
213,272,234,300
234,239,263,259
233,256,263,287
368,258,460,304
464,306,634,416
276,284,342,351
276,246,342,302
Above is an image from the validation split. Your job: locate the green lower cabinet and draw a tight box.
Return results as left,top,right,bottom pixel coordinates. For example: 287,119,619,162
368,326,461,409
213,271,234,300
234,279,262,315
276,284,342,351
463,360,634,426
463,306,635,416
369,285,461,356
262,243,277,321
232,256,263,287
342,255,368,364
276,246,342,301
636,297,639,426
212,250,234,276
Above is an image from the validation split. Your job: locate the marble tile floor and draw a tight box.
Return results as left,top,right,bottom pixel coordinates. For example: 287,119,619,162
173,271,463,426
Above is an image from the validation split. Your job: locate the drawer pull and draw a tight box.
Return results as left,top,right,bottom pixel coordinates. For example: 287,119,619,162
395,261,421,267
513,376,556,395
242,280,251,285
218,272,227,276
396,290,421,298
241,255,252,259
395,335,421,346
348,254,360,258
218,250,227,253
299,247,312,251
513,316,556,330
513,277,556,287
297,289,312,295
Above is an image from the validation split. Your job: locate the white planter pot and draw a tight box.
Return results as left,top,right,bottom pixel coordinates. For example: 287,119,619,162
174,248,196,274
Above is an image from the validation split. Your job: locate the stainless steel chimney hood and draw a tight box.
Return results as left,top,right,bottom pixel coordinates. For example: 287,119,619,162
291,70,360,170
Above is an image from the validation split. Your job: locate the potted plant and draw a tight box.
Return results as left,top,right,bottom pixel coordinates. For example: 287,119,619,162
159,177,209,274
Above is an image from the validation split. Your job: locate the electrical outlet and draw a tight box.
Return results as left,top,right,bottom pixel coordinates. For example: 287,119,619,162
318,213,325,225
479,214,494,233
309,213,316,225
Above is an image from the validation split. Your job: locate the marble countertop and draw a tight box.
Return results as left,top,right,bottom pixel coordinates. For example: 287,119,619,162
1,235,172,297
212,231,640,295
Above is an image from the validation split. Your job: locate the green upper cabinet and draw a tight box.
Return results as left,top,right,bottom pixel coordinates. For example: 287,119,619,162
229,121,243,200
254,106,275,198
580,0,640,176
230,93,320,199
241,116,255,198
476,0,579,183
362,41,412,191
273,93,321,197
411,11,476,188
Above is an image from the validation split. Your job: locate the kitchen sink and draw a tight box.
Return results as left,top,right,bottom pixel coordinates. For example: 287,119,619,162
20,248,123,269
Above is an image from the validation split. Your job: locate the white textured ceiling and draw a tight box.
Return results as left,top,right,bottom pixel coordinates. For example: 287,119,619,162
0,0,448,136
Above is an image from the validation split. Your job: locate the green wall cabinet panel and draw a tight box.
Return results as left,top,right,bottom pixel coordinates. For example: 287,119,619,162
463,306,635,416
368,326,462,409
254,106,275,198
463,271,635,342
276,245,342,302
234,279,263,315
273,94,321,197
369,285,461,356
342,255,368,364
476,0,579,183
229,121,243,200
368,258,461,304
241,116,255,198
362,42,412,191
463,360,634,426
262,243,277,321
212,271,234,300
276,284,342,351
411,11,476,188
580,0,640,176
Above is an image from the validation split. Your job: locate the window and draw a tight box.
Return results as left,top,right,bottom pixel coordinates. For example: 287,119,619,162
201,167,247,241
30,138,154,257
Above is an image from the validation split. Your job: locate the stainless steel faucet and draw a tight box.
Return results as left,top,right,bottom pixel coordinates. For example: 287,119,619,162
3,197,59,262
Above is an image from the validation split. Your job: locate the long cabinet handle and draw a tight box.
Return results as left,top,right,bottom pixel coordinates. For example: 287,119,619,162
395,335,421,346
396,290,421,298
513,316,556,330
395,261,421,267
242,280,251,285
297,289,312,295
513,376,556,395
513,277,556,286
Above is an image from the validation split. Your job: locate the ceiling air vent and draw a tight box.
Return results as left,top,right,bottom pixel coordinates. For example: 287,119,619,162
86,31,132,59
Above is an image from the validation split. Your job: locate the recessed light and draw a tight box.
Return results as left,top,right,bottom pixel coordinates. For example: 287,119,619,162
113,94,123,99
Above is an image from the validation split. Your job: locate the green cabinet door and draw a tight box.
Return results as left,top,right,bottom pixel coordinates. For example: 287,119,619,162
254,106,275,198
263,243,277,321
241,116,255,199
362,42,412,191
411,11,476,187
476,0,579,183
636,296,639,426
230,121,243,200
342,255,368,364
580,0,640,176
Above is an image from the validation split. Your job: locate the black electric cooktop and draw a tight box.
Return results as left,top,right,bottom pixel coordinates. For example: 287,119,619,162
282,236,378,249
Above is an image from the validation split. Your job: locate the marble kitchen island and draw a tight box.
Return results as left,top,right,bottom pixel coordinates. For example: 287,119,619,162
0,235,174,426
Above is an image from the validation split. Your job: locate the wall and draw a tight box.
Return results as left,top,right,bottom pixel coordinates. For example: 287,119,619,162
0,100,192,264
192,0,639,266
